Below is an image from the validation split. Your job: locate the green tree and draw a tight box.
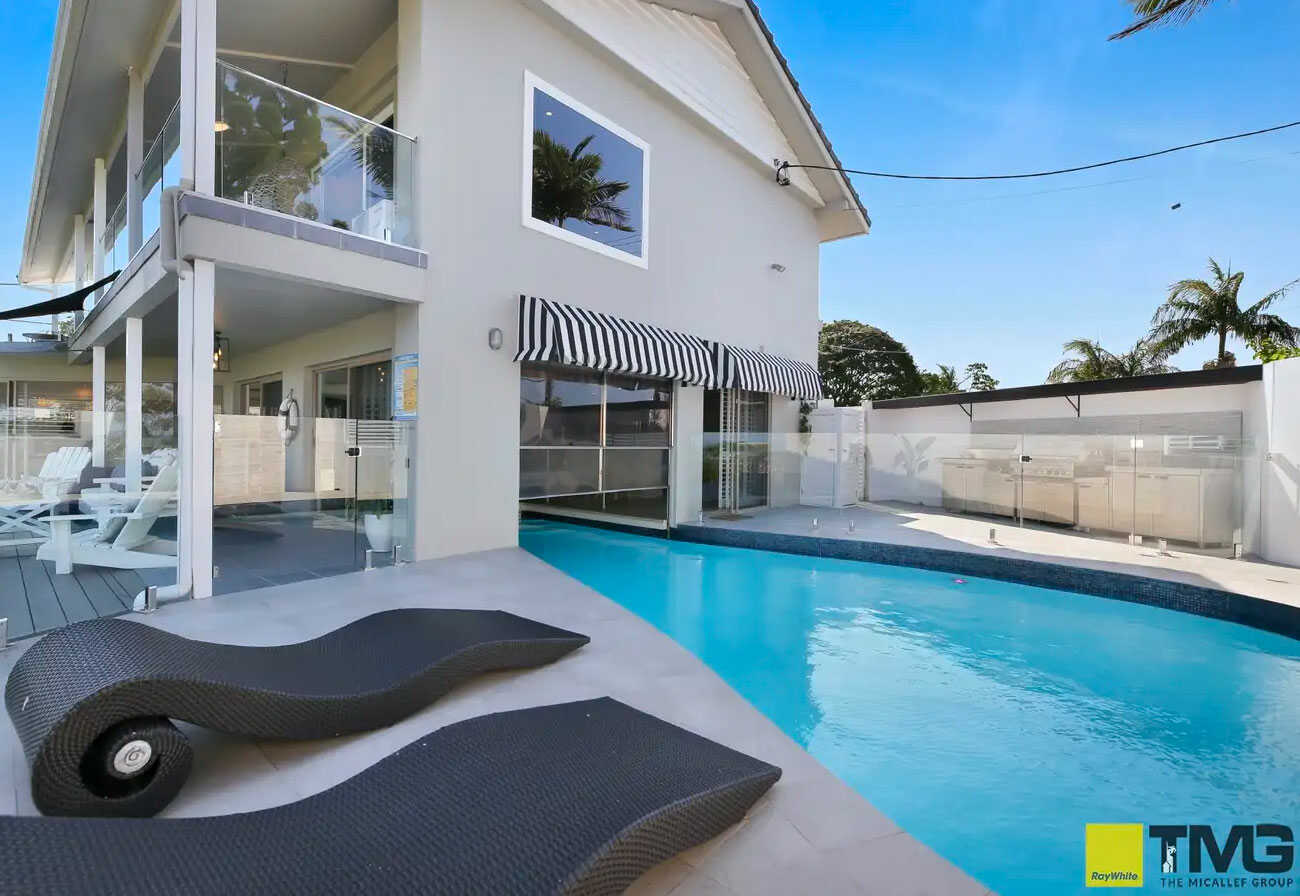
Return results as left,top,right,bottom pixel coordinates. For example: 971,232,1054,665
964,362,998,391
531,131,633,232
1110,0,1218,39
217,70,329,219
1250,338,1300,363
817,320,922,405
1149,259,1298,369
920,364,961,394
1047,338,1176,383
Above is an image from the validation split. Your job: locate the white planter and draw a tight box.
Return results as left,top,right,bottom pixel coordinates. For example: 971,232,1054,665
363,513,395,552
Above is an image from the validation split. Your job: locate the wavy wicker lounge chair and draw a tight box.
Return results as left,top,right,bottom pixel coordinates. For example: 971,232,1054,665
5,609,589,817
0,698,779,896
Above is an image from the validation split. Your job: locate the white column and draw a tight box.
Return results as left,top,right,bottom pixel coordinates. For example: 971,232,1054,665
92,345,107,467
190,260,215,599
72,213,86,327
175,0,218,600
125,317,143,495
180,0,216,193
92,159,107,280
127,66,145,255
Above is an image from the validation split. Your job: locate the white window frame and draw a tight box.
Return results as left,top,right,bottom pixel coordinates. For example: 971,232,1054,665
522,71,651,269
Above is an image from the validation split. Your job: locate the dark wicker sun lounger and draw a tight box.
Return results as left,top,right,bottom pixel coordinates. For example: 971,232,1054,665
5,609,589,818
0,698,779,896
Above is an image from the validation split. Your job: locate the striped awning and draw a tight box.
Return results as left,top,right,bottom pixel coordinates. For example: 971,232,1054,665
515,295,716,387
714,342,823,400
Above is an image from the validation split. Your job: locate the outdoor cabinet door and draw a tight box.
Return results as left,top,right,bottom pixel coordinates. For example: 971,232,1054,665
1154,474,1201,543
941,462,966,512
1134,473,1162,536
1110,472,1137,537
1076,479,1111,531
983,470,1017,519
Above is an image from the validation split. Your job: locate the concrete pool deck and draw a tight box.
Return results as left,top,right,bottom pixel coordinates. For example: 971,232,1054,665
0,547,991,896
682,503,1299,614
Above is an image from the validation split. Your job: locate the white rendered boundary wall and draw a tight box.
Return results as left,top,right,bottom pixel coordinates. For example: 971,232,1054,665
864,359,1300,567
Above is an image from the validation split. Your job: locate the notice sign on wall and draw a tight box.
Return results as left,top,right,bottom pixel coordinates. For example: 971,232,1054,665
393,353,419,420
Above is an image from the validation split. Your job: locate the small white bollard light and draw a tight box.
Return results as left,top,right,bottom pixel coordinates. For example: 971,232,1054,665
1233,543,1244,560
811,517,820,532
848,519,856,533
1157,538,1169,555
697,511,704,525
143,586,158,613
989,527,997,544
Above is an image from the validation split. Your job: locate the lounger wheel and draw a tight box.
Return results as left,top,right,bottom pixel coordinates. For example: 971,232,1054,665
78,717,193,811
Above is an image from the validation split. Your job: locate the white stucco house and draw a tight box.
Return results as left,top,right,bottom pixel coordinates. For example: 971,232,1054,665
3,0,868,614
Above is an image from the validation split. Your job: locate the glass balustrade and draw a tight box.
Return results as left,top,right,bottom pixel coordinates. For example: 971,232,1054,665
138,99,181,246
215,61,416,247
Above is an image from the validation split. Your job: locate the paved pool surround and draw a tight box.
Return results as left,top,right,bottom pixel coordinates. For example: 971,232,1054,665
0,548,992,896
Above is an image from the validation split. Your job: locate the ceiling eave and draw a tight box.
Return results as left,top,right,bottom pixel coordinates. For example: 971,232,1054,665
19,0,88,285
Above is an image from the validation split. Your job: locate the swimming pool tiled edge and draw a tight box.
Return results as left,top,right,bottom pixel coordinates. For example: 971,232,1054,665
671,525,1300,641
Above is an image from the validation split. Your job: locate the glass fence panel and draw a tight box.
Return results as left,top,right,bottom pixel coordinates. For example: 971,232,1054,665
103,196,128,274
212,414,416,595
139,100,181,245
216,61,417,248
0,409,177,640
861,426,1244,557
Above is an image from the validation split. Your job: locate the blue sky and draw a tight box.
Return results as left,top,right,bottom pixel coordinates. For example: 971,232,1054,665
1,1,1297,386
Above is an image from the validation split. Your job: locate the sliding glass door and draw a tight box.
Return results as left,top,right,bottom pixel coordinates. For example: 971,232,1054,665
519,363,671,521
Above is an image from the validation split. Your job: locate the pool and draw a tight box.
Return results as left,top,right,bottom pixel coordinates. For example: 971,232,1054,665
520,520,1300,895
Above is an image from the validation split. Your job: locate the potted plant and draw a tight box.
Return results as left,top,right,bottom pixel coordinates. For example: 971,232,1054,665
358,498,395,552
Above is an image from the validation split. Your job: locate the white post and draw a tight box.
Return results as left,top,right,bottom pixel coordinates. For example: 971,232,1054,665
181,0,216,194
189,260,215,599
72,213,86,327
177,0,217,599
92,345,106,468
125,317,143,495
92,158,107,279
127,66,145,255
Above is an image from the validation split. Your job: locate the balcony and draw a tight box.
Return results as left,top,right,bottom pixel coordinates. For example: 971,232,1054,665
215,61,415,248
98,60,415,300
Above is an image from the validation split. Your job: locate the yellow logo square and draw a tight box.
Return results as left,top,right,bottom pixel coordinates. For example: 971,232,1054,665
1086,824,1144,887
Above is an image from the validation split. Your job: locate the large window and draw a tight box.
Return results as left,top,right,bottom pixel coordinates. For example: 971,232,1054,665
523,72,649,267
520,364,670,518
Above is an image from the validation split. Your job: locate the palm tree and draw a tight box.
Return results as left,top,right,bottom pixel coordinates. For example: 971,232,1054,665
920,364,960,394
1047,338,1176,383
531,131,633,232
1149,259,1299,369
1109,0,1218,40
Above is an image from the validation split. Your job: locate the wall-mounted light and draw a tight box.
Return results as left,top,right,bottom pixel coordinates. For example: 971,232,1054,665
488,327,504,351
214,121,230,133
770,263,786,273
213,332,230,372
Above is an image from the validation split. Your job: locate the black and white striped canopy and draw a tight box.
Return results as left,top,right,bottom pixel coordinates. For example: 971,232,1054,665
714,342,823,400
515,295,716,387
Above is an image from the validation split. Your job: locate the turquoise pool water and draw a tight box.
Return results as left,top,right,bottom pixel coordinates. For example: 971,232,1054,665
520,520,1300,895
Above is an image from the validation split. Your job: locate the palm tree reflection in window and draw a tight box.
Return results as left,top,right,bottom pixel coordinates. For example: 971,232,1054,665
531,130,635,242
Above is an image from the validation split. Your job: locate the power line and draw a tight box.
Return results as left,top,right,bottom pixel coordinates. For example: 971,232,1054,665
778,119,1300,183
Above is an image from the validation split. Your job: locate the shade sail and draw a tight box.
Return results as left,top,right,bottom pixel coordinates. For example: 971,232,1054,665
515,295,716,387
713,342,823,400
0,271,120,322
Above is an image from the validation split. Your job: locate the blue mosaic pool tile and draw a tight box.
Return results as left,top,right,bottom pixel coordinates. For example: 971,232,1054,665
672,525,1299,640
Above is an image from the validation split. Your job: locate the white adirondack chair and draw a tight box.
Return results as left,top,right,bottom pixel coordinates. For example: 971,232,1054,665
39,461,179,575
0,446,92,544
